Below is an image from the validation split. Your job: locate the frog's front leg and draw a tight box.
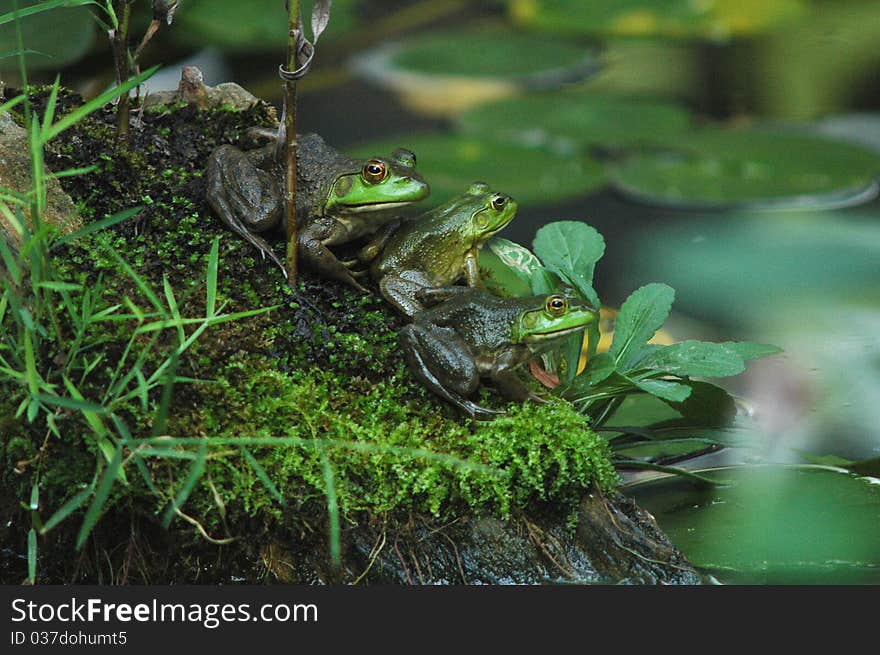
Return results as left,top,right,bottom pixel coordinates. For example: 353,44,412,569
379,270,433,317
299,219,369,293
206,144,286,273
356,220,401,264
463,250,482,287
487,346,534,403
400,322,503,420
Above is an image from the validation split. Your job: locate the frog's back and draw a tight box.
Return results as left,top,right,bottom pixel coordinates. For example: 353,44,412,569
294,133,357,222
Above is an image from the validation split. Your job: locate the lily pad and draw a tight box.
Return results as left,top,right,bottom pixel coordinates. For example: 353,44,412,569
0,1,94,71
176,0,356,51
351,24,600,117
812,113,880,155
626,465,880,583
348,135,605,207
610,129,880,210
509,0,806,41
459,91,691,152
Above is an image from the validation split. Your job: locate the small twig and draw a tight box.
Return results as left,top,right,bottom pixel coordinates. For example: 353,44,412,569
174,507,236,545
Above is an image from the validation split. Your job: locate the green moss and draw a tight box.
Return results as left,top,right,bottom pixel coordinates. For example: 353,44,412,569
2,93,618,582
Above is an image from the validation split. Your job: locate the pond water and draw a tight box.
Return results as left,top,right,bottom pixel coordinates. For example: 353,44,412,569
4,0,879,584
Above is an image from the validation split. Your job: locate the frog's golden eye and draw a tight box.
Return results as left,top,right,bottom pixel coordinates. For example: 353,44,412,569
363,160,387,184
491,194,508,211
546,295,567,317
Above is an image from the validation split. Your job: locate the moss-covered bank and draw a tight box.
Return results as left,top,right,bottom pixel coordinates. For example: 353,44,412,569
0,88,640,583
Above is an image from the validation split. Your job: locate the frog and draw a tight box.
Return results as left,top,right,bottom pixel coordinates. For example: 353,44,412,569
205,132,430,291
363,182,517,317
399,288,598,419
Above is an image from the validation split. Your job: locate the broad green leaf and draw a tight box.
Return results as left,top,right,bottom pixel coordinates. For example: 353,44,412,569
459,91,691,151
582,351,616,386
533,221,605,303
478,237,542,298
611,129,880,210
388,24,598,79
614,438,722,462
719,341,783,361
609,283,674,369
349,135,605,207
636,340,746,378
628,375,692,403
510,0,807,41
176,0,356,51
662,381,737,427
0,0,94,70
627,466,880,583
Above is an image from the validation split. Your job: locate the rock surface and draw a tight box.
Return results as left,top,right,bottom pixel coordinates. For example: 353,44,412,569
0,111,81,251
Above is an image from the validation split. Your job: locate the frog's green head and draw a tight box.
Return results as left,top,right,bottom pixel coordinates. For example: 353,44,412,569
326,148,430,214
512,294,598,348
459,182,518,242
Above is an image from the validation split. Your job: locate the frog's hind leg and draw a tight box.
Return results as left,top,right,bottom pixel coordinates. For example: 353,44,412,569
400,323,504,420
205,145,286,274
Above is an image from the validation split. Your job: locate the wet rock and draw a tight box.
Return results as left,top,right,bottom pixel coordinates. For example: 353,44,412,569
0,111,81,252
343,493,703,585
144,66,275,116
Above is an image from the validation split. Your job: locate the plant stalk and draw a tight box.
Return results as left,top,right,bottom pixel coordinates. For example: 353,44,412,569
283,0,300,288
110,0,132,143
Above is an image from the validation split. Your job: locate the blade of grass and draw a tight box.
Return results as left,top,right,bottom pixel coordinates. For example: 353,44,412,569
27,527,36,584
240,447,284,504
206,237,219,316
318,443,341,571
161,440,207,528
41,486,92,533
0,0,92,25
43,66,159,143
54,206,142,246
76,445,123,549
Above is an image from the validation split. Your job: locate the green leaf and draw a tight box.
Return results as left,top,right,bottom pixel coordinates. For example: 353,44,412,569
609,283,675,369
0,0,94,70
662,381,738,427
459,91,691,151
511,0,808,41
53,206,142,247
161,441,207,528
27,527,36,584
615,460,722,487
611,128,880,210
41,487,91,533
614,438,722,462
77,446,124,550
583,351,617,386
719,341,783,361
349,135,605,207
636,340,747,378
478,237,543,298
533,221,604,302
240,447,284,505
628,375,692,403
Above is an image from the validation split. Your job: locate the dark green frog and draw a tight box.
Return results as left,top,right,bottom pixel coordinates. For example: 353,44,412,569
205,133,430,291
400,288,597,419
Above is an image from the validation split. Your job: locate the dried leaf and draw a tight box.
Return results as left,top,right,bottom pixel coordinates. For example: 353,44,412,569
312,0,332,43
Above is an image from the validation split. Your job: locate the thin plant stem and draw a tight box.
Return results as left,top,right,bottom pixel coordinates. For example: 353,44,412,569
283,0,300,288
110,0,131,142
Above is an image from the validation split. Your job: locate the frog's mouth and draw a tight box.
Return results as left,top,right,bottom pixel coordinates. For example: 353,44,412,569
524,324,589,343
338,200,417,213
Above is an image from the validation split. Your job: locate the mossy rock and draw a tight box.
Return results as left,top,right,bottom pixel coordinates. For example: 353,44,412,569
0,86,700,584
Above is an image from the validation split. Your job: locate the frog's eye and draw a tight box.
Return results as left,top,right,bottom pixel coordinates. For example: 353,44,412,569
491,194,508,212
546,295,567,317
392,148,417,168
363,160,388,184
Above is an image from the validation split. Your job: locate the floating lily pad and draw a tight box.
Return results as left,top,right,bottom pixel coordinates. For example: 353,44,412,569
459,91,691,152
0,1,94,71
610,129,880,210
348,135,605,207
626,465,880,583
813,114,880,155
351,24,600,117
509,0,807,41
176,0,356,52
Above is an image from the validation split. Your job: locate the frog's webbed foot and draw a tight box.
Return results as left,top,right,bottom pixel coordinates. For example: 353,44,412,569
416,285,473,307
340,259,370,278
357,220,401,264
400,323,504,420
299,229,369,293
379,272,433,318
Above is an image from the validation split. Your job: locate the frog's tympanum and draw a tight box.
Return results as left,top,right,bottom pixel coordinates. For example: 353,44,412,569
205,133,430,290
400,289,597,419
366,182,517,317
